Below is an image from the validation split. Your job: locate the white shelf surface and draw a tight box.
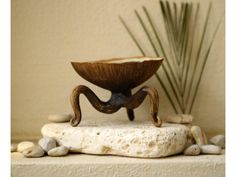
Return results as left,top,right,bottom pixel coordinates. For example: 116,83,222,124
11,151,225,177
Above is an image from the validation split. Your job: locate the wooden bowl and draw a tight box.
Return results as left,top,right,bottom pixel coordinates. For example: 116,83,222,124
71,56,163,92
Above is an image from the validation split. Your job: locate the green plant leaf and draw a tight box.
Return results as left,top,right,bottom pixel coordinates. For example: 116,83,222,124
185,2,212,110
119,15,179,113
119,16,145,55
189,18,222,113
119,1,222,114
135,9,184,112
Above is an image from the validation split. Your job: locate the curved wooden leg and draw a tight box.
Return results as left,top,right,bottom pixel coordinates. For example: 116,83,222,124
125,86,162,127
123,90,135,121
70,86,82,127
70,85,121,127
70,85,161,127
126,109,135,121
142,86,162,127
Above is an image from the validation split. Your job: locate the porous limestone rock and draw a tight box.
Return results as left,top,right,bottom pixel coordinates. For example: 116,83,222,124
41,120,191,158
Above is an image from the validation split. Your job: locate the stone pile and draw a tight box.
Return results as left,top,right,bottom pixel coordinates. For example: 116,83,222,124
10,114,71,158
11,137,70,158
163,114,225,156
11,113,225,158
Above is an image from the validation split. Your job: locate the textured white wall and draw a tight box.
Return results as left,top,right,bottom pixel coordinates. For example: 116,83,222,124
11,0,225,139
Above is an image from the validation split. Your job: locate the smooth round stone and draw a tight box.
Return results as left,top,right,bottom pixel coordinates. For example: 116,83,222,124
22,145,45,158
191,126,205,146
209,135,225,148
183,144,200,156
202,131,208,144
164,114,194,124
200,145,222,155
38,137,57,152
17,141,34,153
11,143,18,152
48,114,72,123
48,146,69,157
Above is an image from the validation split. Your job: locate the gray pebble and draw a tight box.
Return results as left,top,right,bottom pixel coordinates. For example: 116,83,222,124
48,114,72,123
11,143,18,152
209,135,225,148
17,141,34,153
200,145,222,155
48,146,69,157
22,145,45,158
38,137,57,152
184,144,200,156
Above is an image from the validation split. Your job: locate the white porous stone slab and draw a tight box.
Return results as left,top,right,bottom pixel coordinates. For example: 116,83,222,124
41,120,190,158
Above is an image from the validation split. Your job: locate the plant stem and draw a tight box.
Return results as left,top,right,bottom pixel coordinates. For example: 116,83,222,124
189,18,222,113
135,10,184,112
182,3,200,95
119,15,179,113
155,73,179,113
185,2,212,111
119,16,145,56
142,6,181,97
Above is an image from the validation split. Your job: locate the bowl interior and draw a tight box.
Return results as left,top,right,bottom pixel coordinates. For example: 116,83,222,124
71,56,163,92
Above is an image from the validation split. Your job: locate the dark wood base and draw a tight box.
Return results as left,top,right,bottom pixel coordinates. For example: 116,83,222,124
70,85,161,127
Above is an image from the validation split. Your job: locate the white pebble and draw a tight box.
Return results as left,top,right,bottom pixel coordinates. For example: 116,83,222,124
184,144,200,156
11,143,18,152
48,146,69,157
48,114,72,123
210,135,225,148
22,145,45,158
38,137,57,152
164,114,194,124
191,126,205,146
200,145,222,155
202,131,208,144
17,141,34,153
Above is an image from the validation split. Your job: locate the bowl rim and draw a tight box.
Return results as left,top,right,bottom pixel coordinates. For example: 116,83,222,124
71,56,163,65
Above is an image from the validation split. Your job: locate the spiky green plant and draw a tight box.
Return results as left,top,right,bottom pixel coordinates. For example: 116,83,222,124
119,0,222,114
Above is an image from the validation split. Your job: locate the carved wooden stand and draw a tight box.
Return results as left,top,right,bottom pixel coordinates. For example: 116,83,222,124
70,85,162,127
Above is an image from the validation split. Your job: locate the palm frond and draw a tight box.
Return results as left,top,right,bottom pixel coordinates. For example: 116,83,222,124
119,16,145,55
120,1,222,114
185,2,213,108
119,15,179,113
182,3,200,93
188,19,222,113
134,10,184,112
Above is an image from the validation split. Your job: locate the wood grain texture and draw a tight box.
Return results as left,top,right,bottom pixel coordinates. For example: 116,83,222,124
71,56,163,92
70,56,163,127
70,85,161,127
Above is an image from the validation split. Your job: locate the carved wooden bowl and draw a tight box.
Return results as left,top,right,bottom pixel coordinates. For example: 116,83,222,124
71,56,163,92
70,56,163,127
